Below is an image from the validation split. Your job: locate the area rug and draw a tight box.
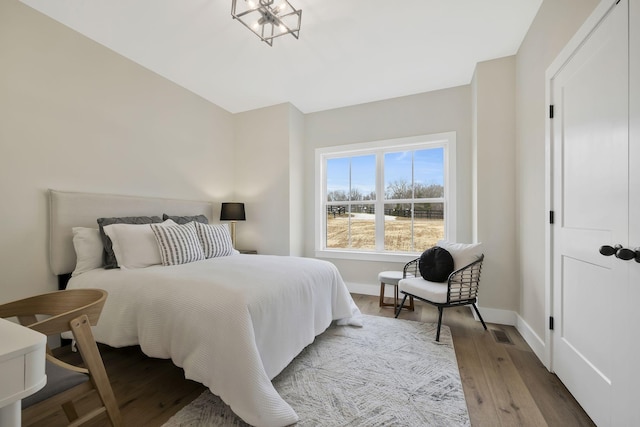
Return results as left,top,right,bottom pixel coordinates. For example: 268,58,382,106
163,314,470,427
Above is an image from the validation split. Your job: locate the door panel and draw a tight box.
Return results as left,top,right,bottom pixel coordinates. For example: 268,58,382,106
551,1,628,426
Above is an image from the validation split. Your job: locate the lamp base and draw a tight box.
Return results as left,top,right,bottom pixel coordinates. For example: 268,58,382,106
230,221,237,248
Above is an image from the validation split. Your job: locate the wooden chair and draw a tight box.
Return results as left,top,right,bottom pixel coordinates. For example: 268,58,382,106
0,289,122,426
395,252,487,342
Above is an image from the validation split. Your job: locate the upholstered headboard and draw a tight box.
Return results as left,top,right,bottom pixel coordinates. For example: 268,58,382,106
49,189,214,276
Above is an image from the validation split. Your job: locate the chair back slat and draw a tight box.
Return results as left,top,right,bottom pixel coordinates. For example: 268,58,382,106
447,255,483,303
0,289,106,335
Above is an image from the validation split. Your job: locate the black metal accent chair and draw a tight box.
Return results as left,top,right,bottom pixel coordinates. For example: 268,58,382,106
394,253,487,341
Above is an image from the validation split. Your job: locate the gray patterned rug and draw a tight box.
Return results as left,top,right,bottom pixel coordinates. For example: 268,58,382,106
163,315,470,427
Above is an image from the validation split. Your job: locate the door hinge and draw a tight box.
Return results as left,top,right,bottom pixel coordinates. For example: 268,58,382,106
549,316,554,330
549,210,555,224
549,105,554,119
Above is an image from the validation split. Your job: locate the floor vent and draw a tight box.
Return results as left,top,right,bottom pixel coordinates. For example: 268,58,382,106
491,329,514,345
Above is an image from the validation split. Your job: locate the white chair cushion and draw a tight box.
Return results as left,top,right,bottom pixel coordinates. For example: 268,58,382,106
398,277,448,304
437,240,482,271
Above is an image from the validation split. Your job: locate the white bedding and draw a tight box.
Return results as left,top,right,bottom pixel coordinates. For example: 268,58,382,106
66,254,362,427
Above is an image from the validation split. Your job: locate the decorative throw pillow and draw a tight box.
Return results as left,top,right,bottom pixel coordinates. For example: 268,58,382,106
162,214,209,225
194,221,234,258
102,220,174,269
151,221,205,266
71,227,104,276
97,216,163,269
419,246,455,282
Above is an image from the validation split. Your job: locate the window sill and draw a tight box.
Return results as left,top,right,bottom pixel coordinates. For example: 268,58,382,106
315,249,419,263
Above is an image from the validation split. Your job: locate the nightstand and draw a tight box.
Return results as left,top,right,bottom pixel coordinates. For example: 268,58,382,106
0,319,47,427
238,249,257,254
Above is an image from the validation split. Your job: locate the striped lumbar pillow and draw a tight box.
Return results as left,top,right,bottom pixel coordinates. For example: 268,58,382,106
151,221,204,266
194,222,234,258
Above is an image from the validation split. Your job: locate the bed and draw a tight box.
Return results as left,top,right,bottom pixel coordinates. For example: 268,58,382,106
48,189,362,427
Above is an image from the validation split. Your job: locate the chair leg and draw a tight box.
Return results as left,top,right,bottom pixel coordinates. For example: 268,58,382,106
379,282,385,307
61,401,79,422
436,307,444,342
472,303,488,330
71,316,123,426
395,294,408,318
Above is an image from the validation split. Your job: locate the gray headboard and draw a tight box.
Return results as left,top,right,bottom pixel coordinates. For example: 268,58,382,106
49,189,214,276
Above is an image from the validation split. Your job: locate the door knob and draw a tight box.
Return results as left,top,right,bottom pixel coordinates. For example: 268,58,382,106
599,245,621,256
600,245,640,263
616,247,640,263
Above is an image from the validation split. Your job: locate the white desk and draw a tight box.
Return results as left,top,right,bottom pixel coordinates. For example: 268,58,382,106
0,318,47,427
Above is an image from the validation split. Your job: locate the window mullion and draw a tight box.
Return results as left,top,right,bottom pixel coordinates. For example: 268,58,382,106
375,151,385,251
411,150,415,251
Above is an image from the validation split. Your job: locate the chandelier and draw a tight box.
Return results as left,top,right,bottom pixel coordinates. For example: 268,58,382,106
231,0,302,46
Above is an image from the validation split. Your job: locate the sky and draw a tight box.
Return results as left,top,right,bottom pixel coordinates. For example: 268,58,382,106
327,147,444,196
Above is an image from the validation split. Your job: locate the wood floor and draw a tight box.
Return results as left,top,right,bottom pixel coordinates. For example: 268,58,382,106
42,294,595,427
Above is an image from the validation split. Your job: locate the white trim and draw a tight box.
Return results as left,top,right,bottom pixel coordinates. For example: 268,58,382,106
474,306,516,326
516,314,548,369
346,282,381,297
314,132,457,260
316,250,418,263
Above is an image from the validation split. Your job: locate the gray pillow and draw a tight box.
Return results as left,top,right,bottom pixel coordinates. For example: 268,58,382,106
97,216,163,269
162,214,209,225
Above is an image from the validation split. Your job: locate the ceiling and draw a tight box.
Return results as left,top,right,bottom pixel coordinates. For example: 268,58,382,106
20,0,542,114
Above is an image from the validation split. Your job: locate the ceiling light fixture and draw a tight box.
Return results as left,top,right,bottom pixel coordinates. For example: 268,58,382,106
231,0,302,46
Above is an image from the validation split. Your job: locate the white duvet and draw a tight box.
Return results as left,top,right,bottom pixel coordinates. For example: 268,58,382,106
67,254,362,427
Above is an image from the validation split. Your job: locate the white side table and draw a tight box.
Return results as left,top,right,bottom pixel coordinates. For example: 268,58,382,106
0,318,47,427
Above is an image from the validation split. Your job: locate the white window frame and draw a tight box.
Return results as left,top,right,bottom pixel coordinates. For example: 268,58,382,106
315,131,457,262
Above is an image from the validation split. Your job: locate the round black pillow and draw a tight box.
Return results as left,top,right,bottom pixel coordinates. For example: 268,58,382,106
419,246,454,282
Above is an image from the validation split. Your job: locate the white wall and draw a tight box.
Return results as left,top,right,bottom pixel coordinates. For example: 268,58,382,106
233,103,305,256
515,0,599,338
0,0,235,304
471,56,519,317
289,106,305,257
303,87,473,296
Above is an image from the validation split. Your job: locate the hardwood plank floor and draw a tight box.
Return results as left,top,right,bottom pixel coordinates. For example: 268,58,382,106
41,294,594,426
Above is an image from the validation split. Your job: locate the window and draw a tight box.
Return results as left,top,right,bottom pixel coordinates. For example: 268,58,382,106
315,132,456,261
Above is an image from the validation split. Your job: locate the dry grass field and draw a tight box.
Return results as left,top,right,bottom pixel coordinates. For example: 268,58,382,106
327,214,444,251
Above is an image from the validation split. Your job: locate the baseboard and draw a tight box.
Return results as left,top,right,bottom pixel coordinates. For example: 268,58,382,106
474,306,517,326
347,281,548,368
347,282,382,297
515,314,548,368
348,282,518,325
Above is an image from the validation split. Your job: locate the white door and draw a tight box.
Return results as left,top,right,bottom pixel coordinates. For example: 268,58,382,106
550,1,629,426
619,1,640,424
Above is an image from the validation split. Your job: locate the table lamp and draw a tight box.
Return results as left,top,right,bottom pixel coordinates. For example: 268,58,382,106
220,202,246,248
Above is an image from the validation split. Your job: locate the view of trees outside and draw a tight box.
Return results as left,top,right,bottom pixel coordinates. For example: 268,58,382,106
325,147,445,252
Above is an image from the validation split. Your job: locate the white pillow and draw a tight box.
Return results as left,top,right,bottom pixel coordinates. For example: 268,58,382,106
71,227,104,276
194,222,234,258
151,221,205,266
103,220,175,269
437,240,483,271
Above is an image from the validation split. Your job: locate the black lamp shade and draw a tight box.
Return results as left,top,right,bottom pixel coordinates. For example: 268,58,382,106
220,202,246,221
